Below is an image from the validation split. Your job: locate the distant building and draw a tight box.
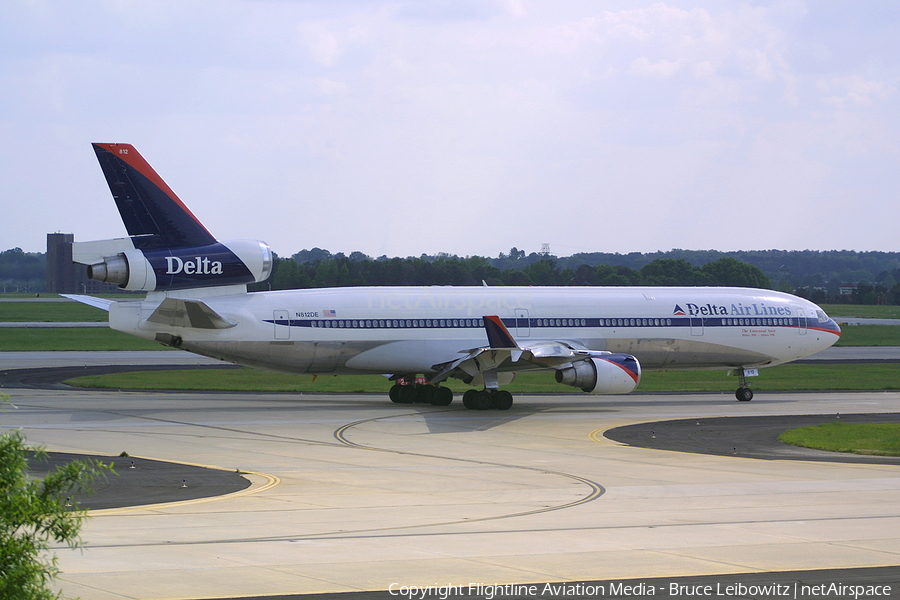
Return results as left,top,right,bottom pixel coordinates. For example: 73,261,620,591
45,233,121,294
46,233,77,294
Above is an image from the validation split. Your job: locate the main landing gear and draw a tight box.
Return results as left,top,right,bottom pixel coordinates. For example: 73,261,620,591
389,383,453,406
462,389,513,411
388,382,514,410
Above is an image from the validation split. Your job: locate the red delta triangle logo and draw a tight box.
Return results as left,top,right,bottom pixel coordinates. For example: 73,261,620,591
673,305,686,316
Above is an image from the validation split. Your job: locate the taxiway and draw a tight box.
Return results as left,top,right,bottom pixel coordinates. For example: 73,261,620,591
2,369,898,599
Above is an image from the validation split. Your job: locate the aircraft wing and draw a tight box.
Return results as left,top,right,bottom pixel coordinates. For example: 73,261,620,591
429,315,613,384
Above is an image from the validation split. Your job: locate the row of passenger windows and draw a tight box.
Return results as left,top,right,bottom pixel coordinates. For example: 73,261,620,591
724,317,795,327
292,317,797,329
598,318,671,327
310,318,487,329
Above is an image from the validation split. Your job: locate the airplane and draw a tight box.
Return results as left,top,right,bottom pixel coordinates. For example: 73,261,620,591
64,143,842,409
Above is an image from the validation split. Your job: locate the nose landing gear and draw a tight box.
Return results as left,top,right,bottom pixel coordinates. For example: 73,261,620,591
735,368,757,401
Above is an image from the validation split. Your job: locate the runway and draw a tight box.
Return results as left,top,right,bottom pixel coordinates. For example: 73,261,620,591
3,363,899,600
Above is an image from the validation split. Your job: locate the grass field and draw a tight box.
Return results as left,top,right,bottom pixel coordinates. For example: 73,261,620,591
778,422,900,456
821,304,900,319
0,328,166,351
1,322,897,351
833,325,900,346
0,302,108,322
65,362,900,394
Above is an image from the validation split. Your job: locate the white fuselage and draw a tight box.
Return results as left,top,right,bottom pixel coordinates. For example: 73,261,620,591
109,286,841,378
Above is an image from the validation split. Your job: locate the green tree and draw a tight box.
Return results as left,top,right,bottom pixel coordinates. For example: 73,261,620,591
523,259,559,285
501,270,532,286
270,258,301,290
1,428,113,600
640,258,707,285
701,257,771,288
313,259,340,287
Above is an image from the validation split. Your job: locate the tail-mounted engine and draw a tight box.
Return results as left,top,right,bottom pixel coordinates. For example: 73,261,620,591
555,354,641,394
76,238,273,292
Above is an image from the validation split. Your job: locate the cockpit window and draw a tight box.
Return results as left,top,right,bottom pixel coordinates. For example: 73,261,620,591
816,310,829,323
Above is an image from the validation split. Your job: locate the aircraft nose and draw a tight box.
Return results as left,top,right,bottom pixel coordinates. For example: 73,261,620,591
811,317,842,353
822,316,842,338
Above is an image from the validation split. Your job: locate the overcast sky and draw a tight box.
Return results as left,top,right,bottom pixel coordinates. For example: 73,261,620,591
1,1,897,260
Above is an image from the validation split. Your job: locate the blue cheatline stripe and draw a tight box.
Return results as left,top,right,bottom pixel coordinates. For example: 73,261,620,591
263,315,838,333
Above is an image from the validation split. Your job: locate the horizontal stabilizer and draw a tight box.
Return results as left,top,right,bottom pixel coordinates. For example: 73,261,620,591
71,237,136,266
60,294,114,312
145,298,236,330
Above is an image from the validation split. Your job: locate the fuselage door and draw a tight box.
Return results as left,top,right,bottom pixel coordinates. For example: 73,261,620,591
690,316,703,336
796,308,808,336
515,308,530,337
273,310,290,340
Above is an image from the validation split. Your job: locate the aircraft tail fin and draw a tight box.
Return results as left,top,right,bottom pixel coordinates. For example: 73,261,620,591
91,143,215,249
76,143,273,292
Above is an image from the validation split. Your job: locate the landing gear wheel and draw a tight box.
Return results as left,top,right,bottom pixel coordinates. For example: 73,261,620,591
389,384,403,403
736,387,754,402
397,385,417,404
415,385,435,404
492,390,513,410
463,389,478,409
432,386,453,406
474,390,493,410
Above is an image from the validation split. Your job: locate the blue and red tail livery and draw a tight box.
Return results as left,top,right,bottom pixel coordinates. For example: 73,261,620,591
76,144,273,291
92,143,215,249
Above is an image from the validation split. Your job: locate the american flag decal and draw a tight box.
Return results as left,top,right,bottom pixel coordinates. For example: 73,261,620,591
323,309,337,317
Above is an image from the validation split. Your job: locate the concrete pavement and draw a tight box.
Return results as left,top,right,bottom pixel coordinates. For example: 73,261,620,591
3,385,898,600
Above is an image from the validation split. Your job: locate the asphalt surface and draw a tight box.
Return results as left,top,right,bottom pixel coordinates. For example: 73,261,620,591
605,412,900,465
217,567,900,599
6,363,900,599
12,365,897,512
2,362,239,390
29,452,251,511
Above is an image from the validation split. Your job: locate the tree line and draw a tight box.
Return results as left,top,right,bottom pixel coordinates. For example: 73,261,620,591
262,249,900,304
5,243,900,304
265,254,771,291
0,248,45,293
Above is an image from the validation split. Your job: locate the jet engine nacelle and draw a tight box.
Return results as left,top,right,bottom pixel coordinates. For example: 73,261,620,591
555,354,641,394
86,239,273,292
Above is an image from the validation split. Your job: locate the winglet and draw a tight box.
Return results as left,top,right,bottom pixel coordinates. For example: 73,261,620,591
483,315,519,349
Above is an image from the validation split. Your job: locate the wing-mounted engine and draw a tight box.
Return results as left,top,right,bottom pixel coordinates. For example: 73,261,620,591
75,238,273,292
555,354,641,394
